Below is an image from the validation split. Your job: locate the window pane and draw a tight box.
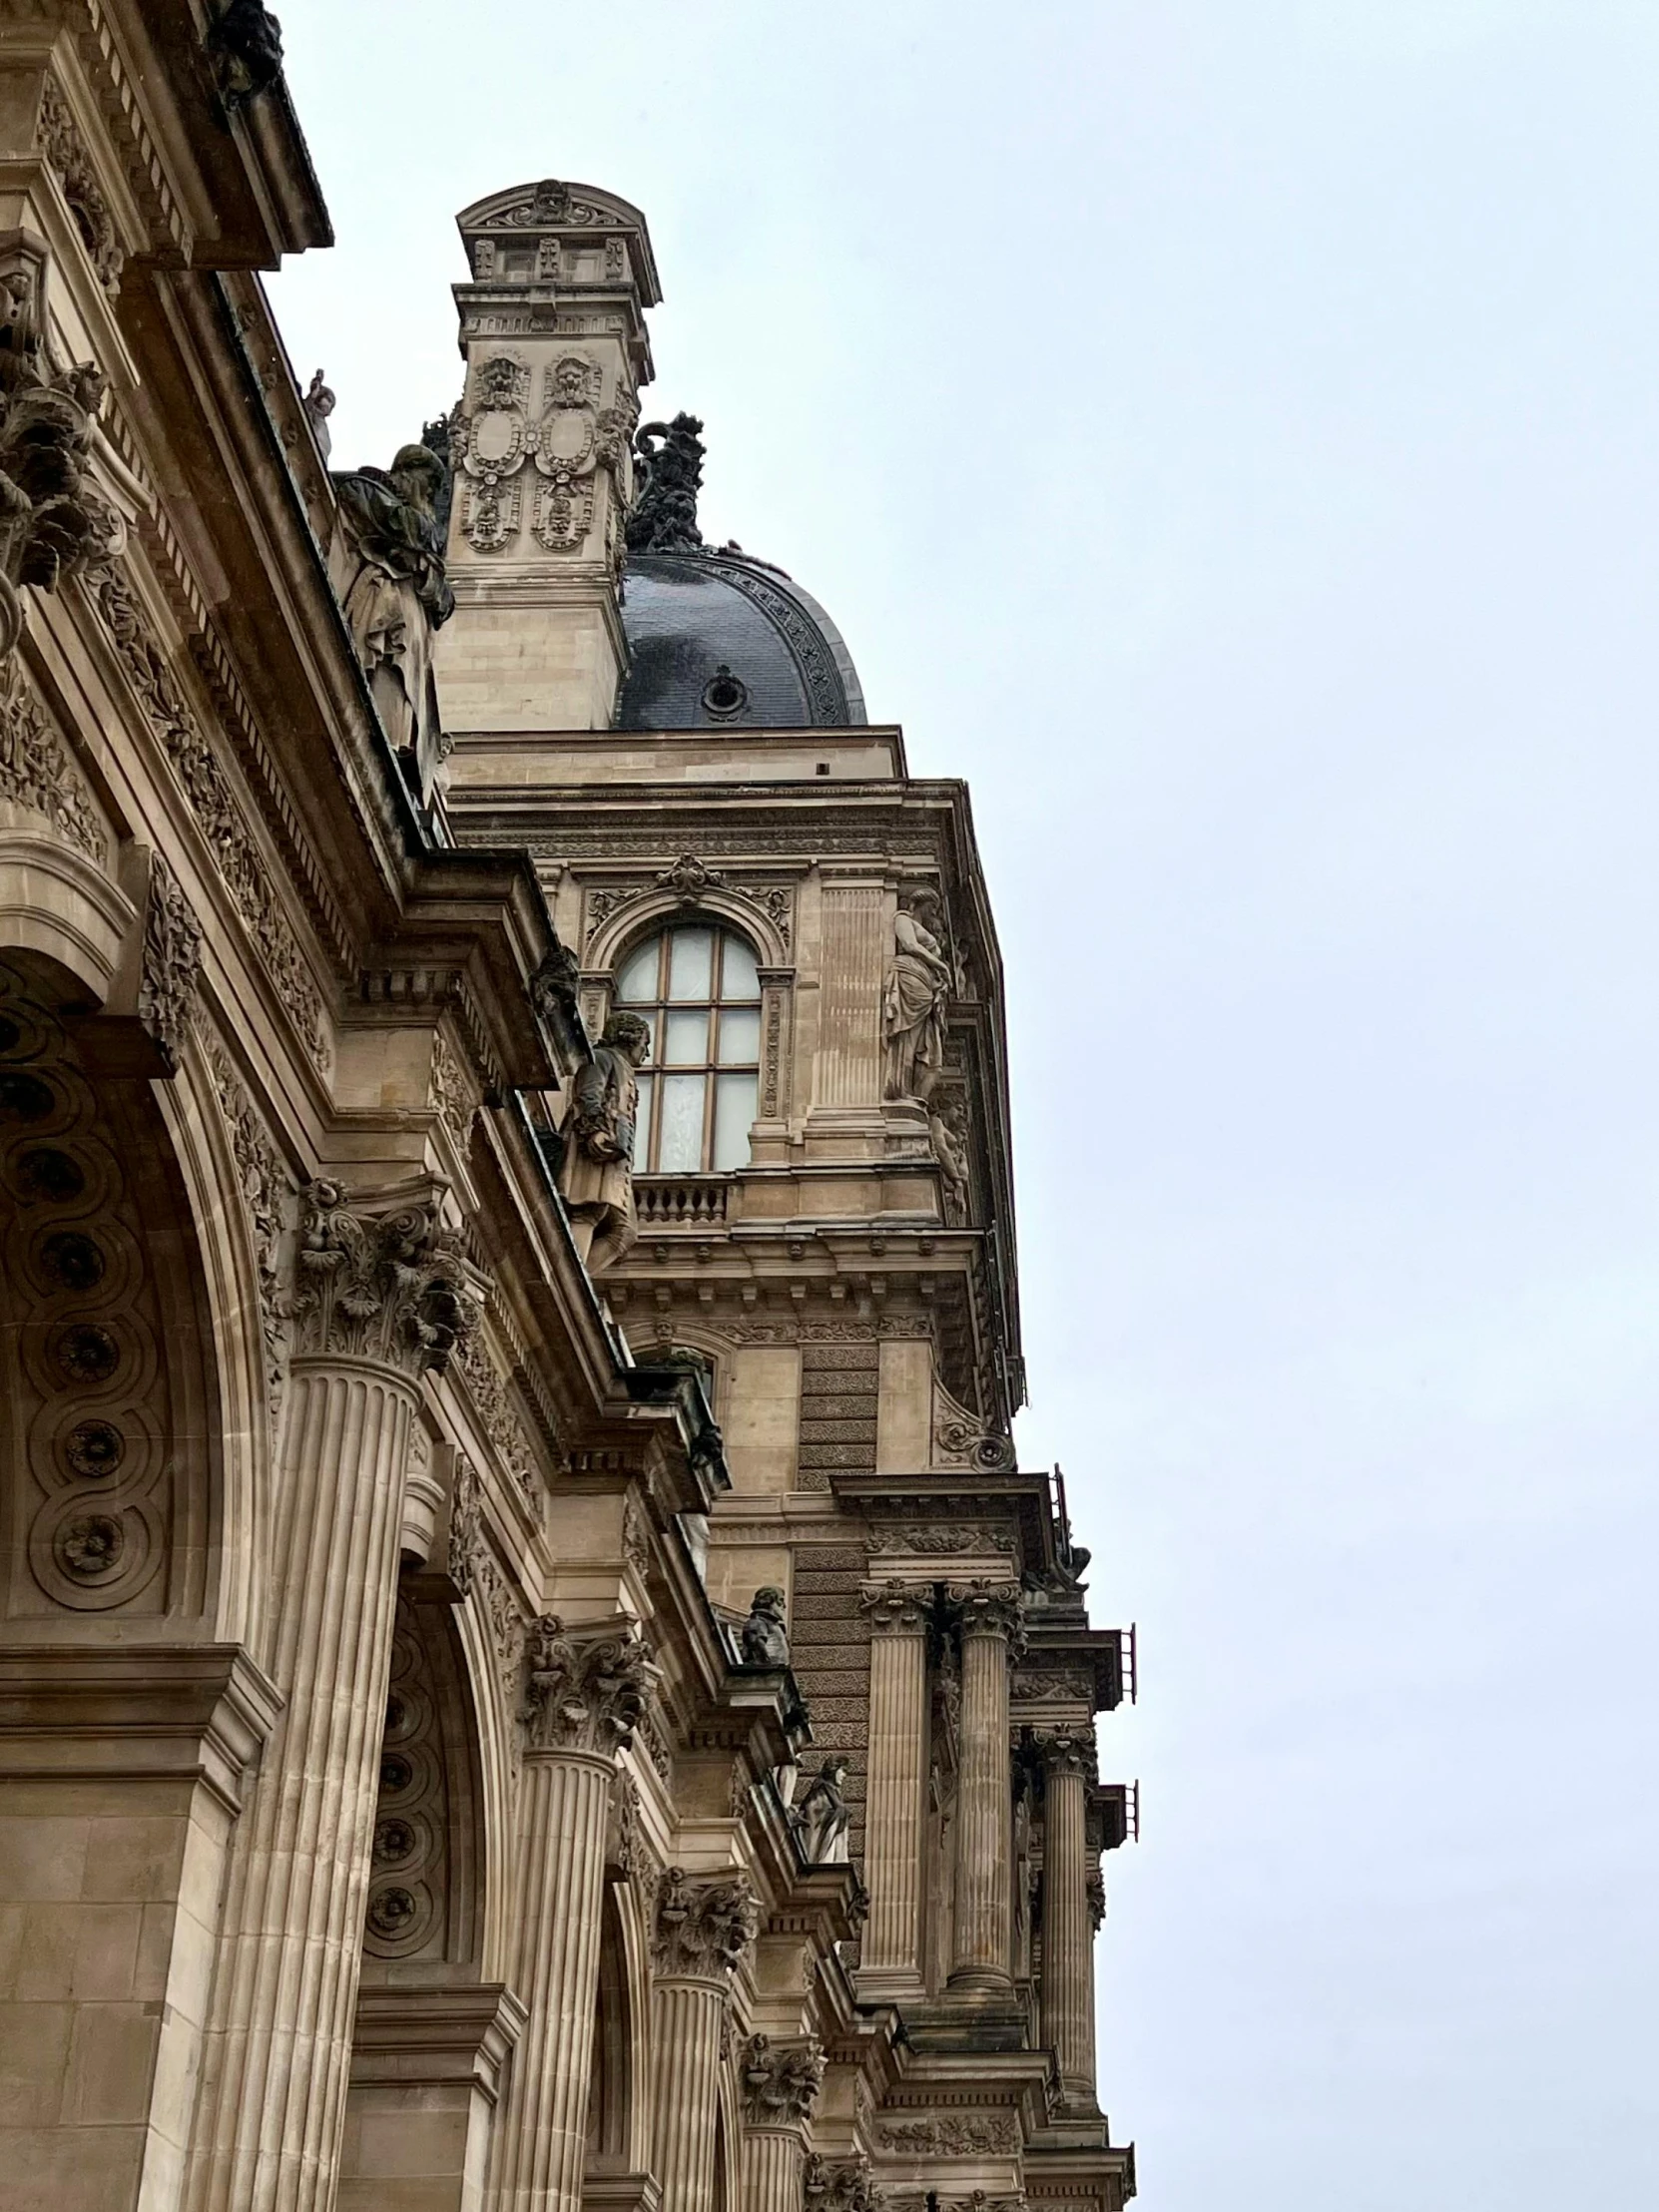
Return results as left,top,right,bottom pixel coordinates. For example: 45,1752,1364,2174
632,1073,655,1169
667,927,713,1001
663,1008,710,1066
658,1073,706,1172
712,1072,758,1171
616,936,660,1003
716,1007,761,1066
719,933,760,1000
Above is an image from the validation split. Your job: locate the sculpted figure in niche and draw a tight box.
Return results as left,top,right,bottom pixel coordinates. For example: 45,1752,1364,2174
558,1010,651,1272
331,441,454,803
740,1585,790,1668
882,888,953,1106
792,1756,851,1865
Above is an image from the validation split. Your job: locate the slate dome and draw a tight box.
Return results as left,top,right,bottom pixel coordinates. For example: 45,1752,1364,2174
618,548,867,731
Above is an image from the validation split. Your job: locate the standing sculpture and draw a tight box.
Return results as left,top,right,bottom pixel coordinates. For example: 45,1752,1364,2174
626,413,705,553
557,1010,651,1272
331,441,454,802
792,1756,851,1865
882,887,953,1105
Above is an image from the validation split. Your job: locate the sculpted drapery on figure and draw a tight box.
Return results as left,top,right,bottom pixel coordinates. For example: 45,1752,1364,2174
792,1756,851,1865
558,1009,651,1270
882,887,953,1105
331,440,454,800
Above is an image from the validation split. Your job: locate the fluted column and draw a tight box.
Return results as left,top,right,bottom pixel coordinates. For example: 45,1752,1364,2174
1038,1728,1097,2106
653,1872,760,2212
856,1580,930,1994
740,2036,824,2212
490,1620,660,2211
946,1580,1025,1994
188,1180,483,2212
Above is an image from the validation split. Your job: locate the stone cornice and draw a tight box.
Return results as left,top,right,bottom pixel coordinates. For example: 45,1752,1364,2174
0,1642,281,1814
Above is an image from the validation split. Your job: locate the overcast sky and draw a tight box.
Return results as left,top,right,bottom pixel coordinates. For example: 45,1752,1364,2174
270,4,1659,2204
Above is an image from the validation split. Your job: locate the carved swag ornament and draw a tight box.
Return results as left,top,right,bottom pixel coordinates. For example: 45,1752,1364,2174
518,1616,658,1757
291,1180,480,1378
652,1867,759,1980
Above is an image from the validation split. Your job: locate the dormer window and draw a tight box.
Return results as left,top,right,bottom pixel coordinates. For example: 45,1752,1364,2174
614,924,762,1173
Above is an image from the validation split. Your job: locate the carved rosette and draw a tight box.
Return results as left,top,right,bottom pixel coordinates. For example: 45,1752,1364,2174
858,1579,931,1635
652,1867,759,1982
290,1180,483,1378
740,2034,825,2131
946,1579,1027,1652
518,1615,659,1758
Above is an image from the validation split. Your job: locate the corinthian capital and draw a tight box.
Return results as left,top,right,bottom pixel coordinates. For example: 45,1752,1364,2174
858,1578,930,1634
947,1578,1027,1649
520,1617,659,1757
741,2034,825,2129
1035,1725,1098,1780
653,1867,759,1980
291,1178,485,1377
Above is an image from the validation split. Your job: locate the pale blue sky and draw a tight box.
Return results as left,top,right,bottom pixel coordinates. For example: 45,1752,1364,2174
271,5,1659,2204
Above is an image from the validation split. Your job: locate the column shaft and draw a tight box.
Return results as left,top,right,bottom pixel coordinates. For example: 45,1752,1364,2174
188,1359,415,2212
654,1980,727,2212
949,1617,1014,1991
744,2130,802,2212
861,1613,928,1984
1044,1761,1093,2102
489,1752,612,2210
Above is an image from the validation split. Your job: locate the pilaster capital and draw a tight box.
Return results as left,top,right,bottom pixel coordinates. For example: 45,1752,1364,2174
946,1578,1027,1650
740,2033,825,2130
1034,1725,1098,1781
652,1866,759,1981
804,2155,881,2212
858,1578,930,1635
290,1177,486,1378
519,1616,659,1759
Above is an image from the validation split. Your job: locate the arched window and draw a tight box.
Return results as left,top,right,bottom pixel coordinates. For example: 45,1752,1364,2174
614,924,762,1173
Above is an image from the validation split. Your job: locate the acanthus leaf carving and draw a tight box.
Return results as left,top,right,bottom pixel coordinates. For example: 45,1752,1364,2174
0,660,106,861
519,1615,659,1758
446,1453,481,1597
874,2115,1019,2157
0,263,108,665
35,80,123,291
741,2034,825,2129
138,850,202,1076
207,1040,291,1412
651,1866,758,1980
81,555,330,1071
945,1579,1026,1649
291,1179,482,1378
804,2155,883,2212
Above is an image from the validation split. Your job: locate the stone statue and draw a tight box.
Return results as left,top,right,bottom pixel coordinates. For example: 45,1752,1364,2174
927,1097,971,1219
626,413,705,553
557,1010,651,1272
330,441,454,802
740,1585,790,1668
302,369,333,458
791,1756,850,1865
882,888,952,1106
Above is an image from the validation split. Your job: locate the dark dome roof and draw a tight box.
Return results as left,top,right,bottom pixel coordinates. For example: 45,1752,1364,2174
618,550,866,731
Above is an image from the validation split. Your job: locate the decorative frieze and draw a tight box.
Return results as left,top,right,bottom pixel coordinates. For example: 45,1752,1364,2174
582,855,795,952
519,1616,658,1757
874,2115,1019,2157
866,1525,1016,1558
35,79,123,290
453,1327,543,1514
446,1453,481,1595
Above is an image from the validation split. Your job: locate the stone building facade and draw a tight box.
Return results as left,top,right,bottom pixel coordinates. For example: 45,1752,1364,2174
0,12,1137,2212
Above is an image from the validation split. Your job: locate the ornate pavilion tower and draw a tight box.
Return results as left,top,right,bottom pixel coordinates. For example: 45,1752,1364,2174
0,10,1136,2209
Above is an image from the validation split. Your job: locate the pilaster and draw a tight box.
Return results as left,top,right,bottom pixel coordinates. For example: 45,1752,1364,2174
945,1581,1025,1996
854,1580,930,1998
652,1871,760,2212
